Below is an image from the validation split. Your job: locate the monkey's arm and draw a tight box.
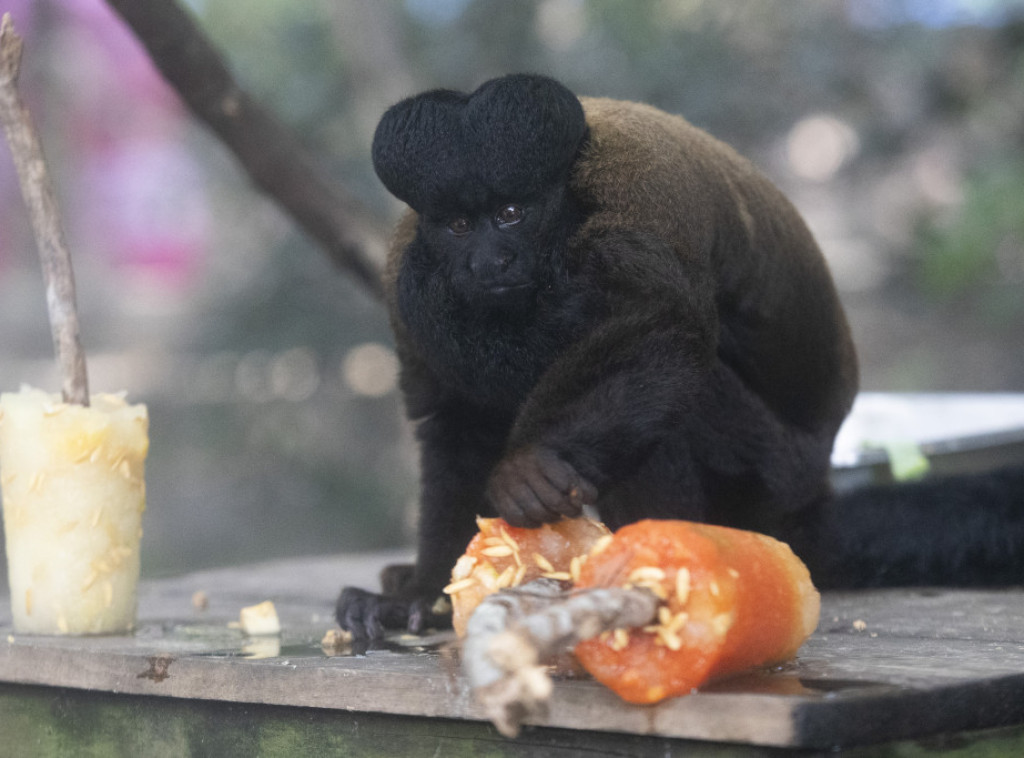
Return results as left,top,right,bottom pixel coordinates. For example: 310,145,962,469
337,391,510,638
487,230,718,526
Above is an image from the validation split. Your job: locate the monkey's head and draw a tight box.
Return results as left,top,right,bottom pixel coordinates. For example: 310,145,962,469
373,74,587,308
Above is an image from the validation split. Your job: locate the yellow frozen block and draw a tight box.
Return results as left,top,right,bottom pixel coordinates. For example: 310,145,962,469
1,385,148,635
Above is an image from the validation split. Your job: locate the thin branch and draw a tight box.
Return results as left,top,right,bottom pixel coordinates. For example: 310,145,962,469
0,14,89,406
463,579,659,737
103,0,385,300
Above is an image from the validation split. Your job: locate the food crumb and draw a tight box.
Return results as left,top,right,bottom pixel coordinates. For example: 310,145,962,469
192,590,209,612
321,628,354,655
852,619,867,632
239,600,281,636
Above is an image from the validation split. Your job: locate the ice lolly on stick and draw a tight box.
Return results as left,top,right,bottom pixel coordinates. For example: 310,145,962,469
1,16,150,635
573,519,820,704
0,386,148,634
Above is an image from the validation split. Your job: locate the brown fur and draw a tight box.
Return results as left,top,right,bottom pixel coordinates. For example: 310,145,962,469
573,97,858,433
337,78,1024,639
384,96,858,436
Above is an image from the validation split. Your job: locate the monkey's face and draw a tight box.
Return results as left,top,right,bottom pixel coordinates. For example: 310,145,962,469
410,185,572,309
374,75,588,312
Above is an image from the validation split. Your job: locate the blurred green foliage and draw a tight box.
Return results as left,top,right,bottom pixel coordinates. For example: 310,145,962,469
917,160,1024,324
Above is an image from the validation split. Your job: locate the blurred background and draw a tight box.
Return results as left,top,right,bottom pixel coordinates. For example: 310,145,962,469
1,0,1023,580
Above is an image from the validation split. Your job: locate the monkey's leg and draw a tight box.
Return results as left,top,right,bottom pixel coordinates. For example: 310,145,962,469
598,359,836,536
336,403,508,638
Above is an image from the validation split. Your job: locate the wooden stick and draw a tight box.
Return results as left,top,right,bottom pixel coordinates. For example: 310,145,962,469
462,579,659,737
0,14,89,406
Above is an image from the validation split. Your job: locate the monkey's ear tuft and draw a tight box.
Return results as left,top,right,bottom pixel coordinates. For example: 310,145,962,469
371,88,470,214
464,74,586,198
371,75,586,215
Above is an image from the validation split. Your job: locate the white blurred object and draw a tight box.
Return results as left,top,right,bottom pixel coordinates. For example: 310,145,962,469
831,393,1024,489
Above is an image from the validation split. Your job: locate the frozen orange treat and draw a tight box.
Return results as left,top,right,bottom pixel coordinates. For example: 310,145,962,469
573,519,819,703
445,516,610,637
1,386,148,634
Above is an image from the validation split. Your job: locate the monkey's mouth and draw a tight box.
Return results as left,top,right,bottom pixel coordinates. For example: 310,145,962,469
474,280,536,306
487,282,533,295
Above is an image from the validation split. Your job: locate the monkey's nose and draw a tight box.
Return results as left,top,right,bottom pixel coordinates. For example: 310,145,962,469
467,248,516,280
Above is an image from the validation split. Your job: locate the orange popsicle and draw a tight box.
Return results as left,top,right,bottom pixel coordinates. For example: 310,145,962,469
574,519,820,703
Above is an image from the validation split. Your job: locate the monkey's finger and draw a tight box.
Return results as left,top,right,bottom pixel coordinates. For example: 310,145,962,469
490,479,543,527
513,486,558,526
524,467,568,513
407,599,427,635
501,503,543,528
552,489,585,519
336,587,375,639
365,610,388,641
534,448,597,507
533,448,575,490
572,476,599,506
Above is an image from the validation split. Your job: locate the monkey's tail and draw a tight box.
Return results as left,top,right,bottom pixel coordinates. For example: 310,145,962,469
786,464,1024,589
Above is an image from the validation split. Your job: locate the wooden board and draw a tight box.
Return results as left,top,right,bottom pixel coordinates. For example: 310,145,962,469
3,553,1024,750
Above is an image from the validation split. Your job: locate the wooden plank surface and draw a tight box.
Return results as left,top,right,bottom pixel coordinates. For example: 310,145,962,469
2,553,1024,750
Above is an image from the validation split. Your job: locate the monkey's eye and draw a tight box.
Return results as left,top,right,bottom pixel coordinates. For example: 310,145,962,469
495,205,524,227
447,217,472,236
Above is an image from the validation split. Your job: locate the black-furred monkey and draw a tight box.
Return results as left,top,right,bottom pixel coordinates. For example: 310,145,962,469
336,74,1024,639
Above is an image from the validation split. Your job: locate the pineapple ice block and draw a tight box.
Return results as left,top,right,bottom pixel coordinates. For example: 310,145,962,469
1,385,148,634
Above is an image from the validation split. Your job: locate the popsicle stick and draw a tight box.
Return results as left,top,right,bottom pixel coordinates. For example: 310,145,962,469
0,13,89,406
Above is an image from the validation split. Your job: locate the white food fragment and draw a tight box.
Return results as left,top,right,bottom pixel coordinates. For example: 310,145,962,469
711,612,734,638
240,601,281,636
481,545,514,558
590,535,613,556
532,553,556,573
450,554,478,581
675,568,691,604
443,577,476,595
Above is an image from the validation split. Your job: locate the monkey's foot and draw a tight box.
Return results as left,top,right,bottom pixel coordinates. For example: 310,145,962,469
335,586,451,640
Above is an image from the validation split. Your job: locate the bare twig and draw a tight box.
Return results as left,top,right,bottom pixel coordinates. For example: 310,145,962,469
463,579,659,737
103,0,385,300
0,14,89,406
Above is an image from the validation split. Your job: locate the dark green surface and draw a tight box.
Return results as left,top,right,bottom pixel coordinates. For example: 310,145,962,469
5,682,1024,758
0,682,806,758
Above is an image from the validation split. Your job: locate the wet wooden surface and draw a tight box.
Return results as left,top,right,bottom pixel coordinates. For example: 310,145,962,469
3,552,1024,753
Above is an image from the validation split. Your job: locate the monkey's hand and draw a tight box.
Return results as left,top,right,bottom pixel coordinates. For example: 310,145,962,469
335,586,450,640
486,446,597,528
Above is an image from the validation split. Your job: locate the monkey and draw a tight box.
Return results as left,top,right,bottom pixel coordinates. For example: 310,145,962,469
336,74,1024,639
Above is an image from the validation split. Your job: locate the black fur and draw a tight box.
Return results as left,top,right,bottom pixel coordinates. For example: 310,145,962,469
336,74,1024,639
372,74,587,217
793,466,1024,588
